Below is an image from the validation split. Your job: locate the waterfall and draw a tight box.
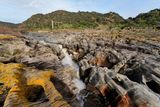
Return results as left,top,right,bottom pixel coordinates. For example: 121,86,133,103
24,33,86,107
61,48,79,72
59,45,86,93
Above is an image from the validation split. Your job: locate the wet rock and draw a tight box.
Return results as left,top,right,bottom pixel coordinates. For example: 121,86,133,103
54,66,84,107
78,84,105,107
48,44,65,59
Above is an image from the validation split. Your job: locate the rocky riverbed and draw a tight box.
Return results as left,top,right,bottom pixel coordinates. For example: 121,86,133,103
0,29,160,107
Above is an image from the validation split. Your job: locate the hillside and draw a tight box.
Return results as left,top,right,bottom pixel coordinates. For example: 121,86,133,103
0,21,18,28
0,21,20,36
20,10,125,30
19,9,160,31
125,9,160,28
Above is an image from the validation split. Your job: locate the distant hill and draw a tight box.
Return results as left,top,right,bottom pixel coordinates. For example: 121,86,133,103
0,21,18,28
125,9,160,28
104,12,125,24
20,10,125,30
19,9,160,30
0,21,20,36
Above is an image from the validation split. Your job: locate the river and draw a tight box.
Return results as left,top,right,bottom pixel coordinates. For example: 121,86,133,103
24,32,86,94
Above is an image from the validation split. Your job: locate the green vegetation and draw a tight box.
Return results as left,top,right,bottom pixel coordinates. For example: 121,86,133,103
125,9,160,28
0,21,20,36
20,10,125,31
16,9,160,31
0,21,18,28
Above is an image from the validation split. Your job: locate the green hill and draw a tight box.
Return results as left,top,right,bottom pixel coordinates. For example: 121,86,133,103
126,9,160,28
0,21,20,36
20,10,125,30
19,9,160,31
0,21,18,28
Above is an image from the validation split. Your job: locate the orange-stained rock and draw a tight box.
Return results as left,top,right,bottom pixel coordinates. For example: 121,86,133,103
94,52,108,67
98,84,132,107
115,94,132,107
89,51,119,68
0,63,70,107
99,84,110,96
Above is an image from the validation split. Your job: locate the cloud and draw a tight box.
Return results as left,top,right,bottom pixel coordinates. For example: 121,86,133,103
28,0,43,8
22,0,108,13
21,0,73,14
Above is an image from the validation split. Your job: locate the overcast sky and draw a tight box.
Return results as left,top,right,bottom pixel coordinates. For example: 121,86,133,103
0,0,160,23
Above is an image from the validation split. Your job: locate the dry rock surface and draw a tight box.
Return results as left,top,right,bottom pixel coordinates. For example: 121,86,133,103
0,29,160,107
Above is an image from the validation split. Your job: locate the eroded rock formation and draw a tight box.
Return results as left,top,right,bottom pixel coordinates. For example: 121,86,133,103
0,63,70,107
0,36,63,70
0,30,160,107
60,30,160,107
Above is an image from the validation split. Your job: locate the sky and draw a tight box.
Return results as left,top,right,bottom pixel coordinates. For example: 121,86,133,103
0,0,160,23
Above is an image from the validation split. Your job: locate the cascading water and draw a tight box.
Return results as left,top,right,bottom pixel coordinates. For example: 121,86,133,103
24,32,86,106
61,48,80,72
60,46,85,86
59,45,86,106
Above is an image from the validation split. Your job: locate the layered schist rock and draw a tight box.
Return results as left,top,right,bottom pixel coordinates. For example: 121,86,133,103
61,30,160,107
0,36,63,70
0,35,78,107
0,30,160,107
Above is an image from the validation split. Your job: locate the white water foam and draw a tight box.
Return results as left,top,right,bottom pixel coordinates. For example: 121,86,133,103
60,45,86,107
73,78,86,92
61,48,79,72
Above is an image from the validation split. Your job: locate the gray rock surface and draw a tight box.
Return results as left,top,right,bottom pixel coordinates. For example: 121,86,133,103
0,31,160,107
